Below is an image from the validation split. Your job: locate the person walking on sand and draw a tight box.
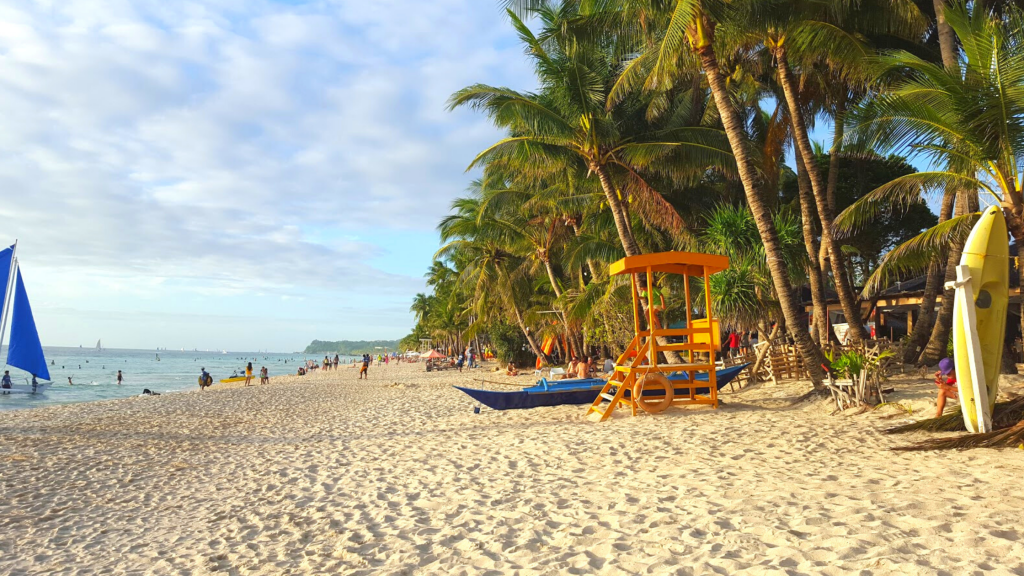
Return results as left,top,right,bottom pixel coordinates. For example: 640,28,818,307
199,368,213,390
333,354,339,370
116,370,123,386
260,366,269,385
244,362,253,386
359,354,369,379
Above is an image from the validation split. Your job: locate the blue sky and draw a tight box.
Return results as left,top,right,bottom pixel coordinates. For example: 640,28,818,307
0,0,538,352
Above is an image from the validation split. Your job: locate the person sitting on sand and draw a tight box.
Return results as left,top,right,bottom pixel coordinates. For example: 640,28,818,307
575,357,590,379
506,362,518,376
934,357,959,418
602,357,615,375
567,357,578,376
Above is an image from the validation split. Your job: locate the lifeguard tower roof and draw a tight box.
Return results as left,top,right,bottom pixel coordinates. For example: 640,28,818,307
608,251,730,277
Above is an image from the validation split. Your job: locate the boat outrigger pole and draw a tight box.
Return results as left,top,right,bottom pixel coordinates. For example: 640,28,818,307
0,240,18,354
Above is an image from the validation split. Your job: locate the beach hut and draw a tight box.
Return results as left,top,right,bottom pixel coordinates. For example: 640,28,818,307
587,251,730,421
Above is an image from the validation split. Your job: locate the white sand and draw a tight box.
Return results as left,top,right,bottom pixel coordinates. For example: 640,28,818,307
2,361,1024,575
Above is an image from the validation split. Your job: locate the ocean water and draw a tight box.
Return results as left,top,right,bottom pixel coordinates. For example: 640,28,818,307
0,347,357,412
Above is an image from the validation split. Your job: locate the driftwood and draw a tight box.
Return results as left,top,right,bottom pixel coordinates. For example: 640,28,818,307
750,325,780,380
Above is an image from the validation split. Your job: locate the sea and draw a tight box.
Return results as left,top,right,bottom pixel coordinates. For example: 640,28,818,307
0,346,357,412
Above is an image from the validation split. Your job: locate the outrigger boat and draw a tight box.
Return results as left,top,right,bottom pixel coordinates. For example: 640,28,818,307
455,364,747,411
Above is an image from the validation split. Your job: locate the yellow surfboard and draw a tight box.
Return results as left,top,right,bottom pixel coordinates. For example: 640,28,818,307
952,206,1008,432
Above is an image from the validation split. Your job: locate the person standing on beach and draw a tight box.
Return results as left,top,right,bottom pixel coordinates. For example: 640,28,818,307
727,331,740,359
359,354,369,379
260,366,269,385
245,362,253,386
333,354,339,370
1,371,11,390
116,370,123,386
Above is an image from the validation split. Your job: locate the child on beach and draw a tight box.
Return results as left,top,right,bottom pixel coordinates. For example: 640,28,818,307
934,357,958,418
260,366,269,385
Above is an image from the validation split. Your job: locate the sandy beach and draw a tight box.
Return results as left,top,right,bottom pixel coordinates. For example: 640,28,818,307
2,361,1024,575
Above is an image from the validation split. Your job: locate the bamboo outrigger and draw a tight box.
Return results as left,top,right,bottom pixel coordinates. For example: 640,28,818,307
587,251,730,421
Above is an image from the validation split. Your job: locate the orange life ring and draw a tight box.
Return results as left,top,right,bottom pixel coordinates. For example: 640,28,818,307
633,373,674,413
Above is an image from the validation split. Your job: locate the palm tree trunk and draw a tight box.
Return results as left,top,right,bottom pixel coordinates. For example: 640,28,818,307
511,301,545,362
776,47,867,344
826,92,845,215
592,163,641,257
569,220,599,282
542,258,584,360
697,40,826,386
933,0,959,69
796,152,829,345
903,190,955,363
1004,211,1024,365
920,190,977,365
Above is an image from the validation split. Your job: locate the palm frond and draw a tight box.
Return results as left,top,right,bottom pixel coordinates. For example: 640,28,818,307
861,212,981,296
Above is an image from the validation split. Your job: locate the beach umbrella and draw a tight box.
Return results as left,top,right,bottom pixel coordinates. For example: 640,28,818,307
423,349,445,359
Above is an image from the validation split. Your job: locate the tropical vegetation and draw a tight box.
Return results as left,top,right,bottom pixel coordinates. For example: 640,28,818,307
401,0,1024,389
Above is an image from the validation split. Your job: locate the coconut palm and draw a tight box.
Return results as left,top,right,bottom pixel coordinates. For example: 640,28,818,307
609,0,828,383
436,195,550,360
449,1,733,258
844,1,1024,363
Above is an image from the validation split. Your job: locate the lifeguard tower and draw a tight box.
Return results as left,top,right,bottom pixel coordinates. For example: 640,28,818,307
587,251,729,421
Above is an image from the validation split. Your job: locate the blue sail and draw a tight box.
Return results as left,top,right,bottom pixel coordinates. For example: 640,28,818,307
0,246,11,313
8,268,49,380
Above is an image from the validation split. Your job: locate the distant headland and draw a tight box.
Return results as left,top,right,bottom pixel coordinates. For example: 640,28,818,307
303,340,400,355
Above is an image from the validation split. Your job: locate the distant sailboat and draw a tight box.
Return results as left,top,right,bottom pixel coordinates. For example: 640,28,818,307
0,242,50,394
96,339,102,351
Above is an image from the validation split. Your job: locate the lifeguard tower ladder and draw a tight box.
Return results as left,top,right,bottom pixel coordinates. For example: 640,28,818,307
587,251,729,421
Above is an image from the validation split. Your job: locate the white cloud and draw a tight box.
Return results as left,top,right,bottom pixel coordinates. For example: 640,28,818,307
0,0,535,349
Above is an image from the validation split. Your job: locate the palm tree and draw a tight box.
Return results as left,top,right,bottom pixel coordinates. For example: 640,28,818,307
845,1,1024,362
437,195,550,360
449,2,732,258
623,0,828,383
410,293,433,325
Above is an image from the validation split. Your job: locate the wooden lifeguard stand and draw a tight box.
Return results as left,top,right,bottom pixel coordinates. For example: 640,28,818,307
587,251,729,421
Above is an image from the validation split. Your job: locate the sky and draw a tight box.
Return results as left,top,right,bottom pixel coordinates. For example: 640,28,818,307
0,0,537,352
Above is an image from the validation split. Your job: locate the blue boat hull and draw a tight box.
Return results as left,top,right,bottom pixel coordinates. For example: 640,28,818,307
455,365,747,411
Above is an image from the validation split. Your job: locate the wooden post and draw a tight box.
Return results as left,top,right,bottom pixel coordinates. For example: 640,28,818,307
703,265,717,407
684,273,693,364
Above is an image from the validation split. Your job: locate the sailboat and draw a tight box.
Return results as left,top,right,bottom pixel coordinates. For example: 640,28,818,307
95,339,102,351
0,242,50,395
